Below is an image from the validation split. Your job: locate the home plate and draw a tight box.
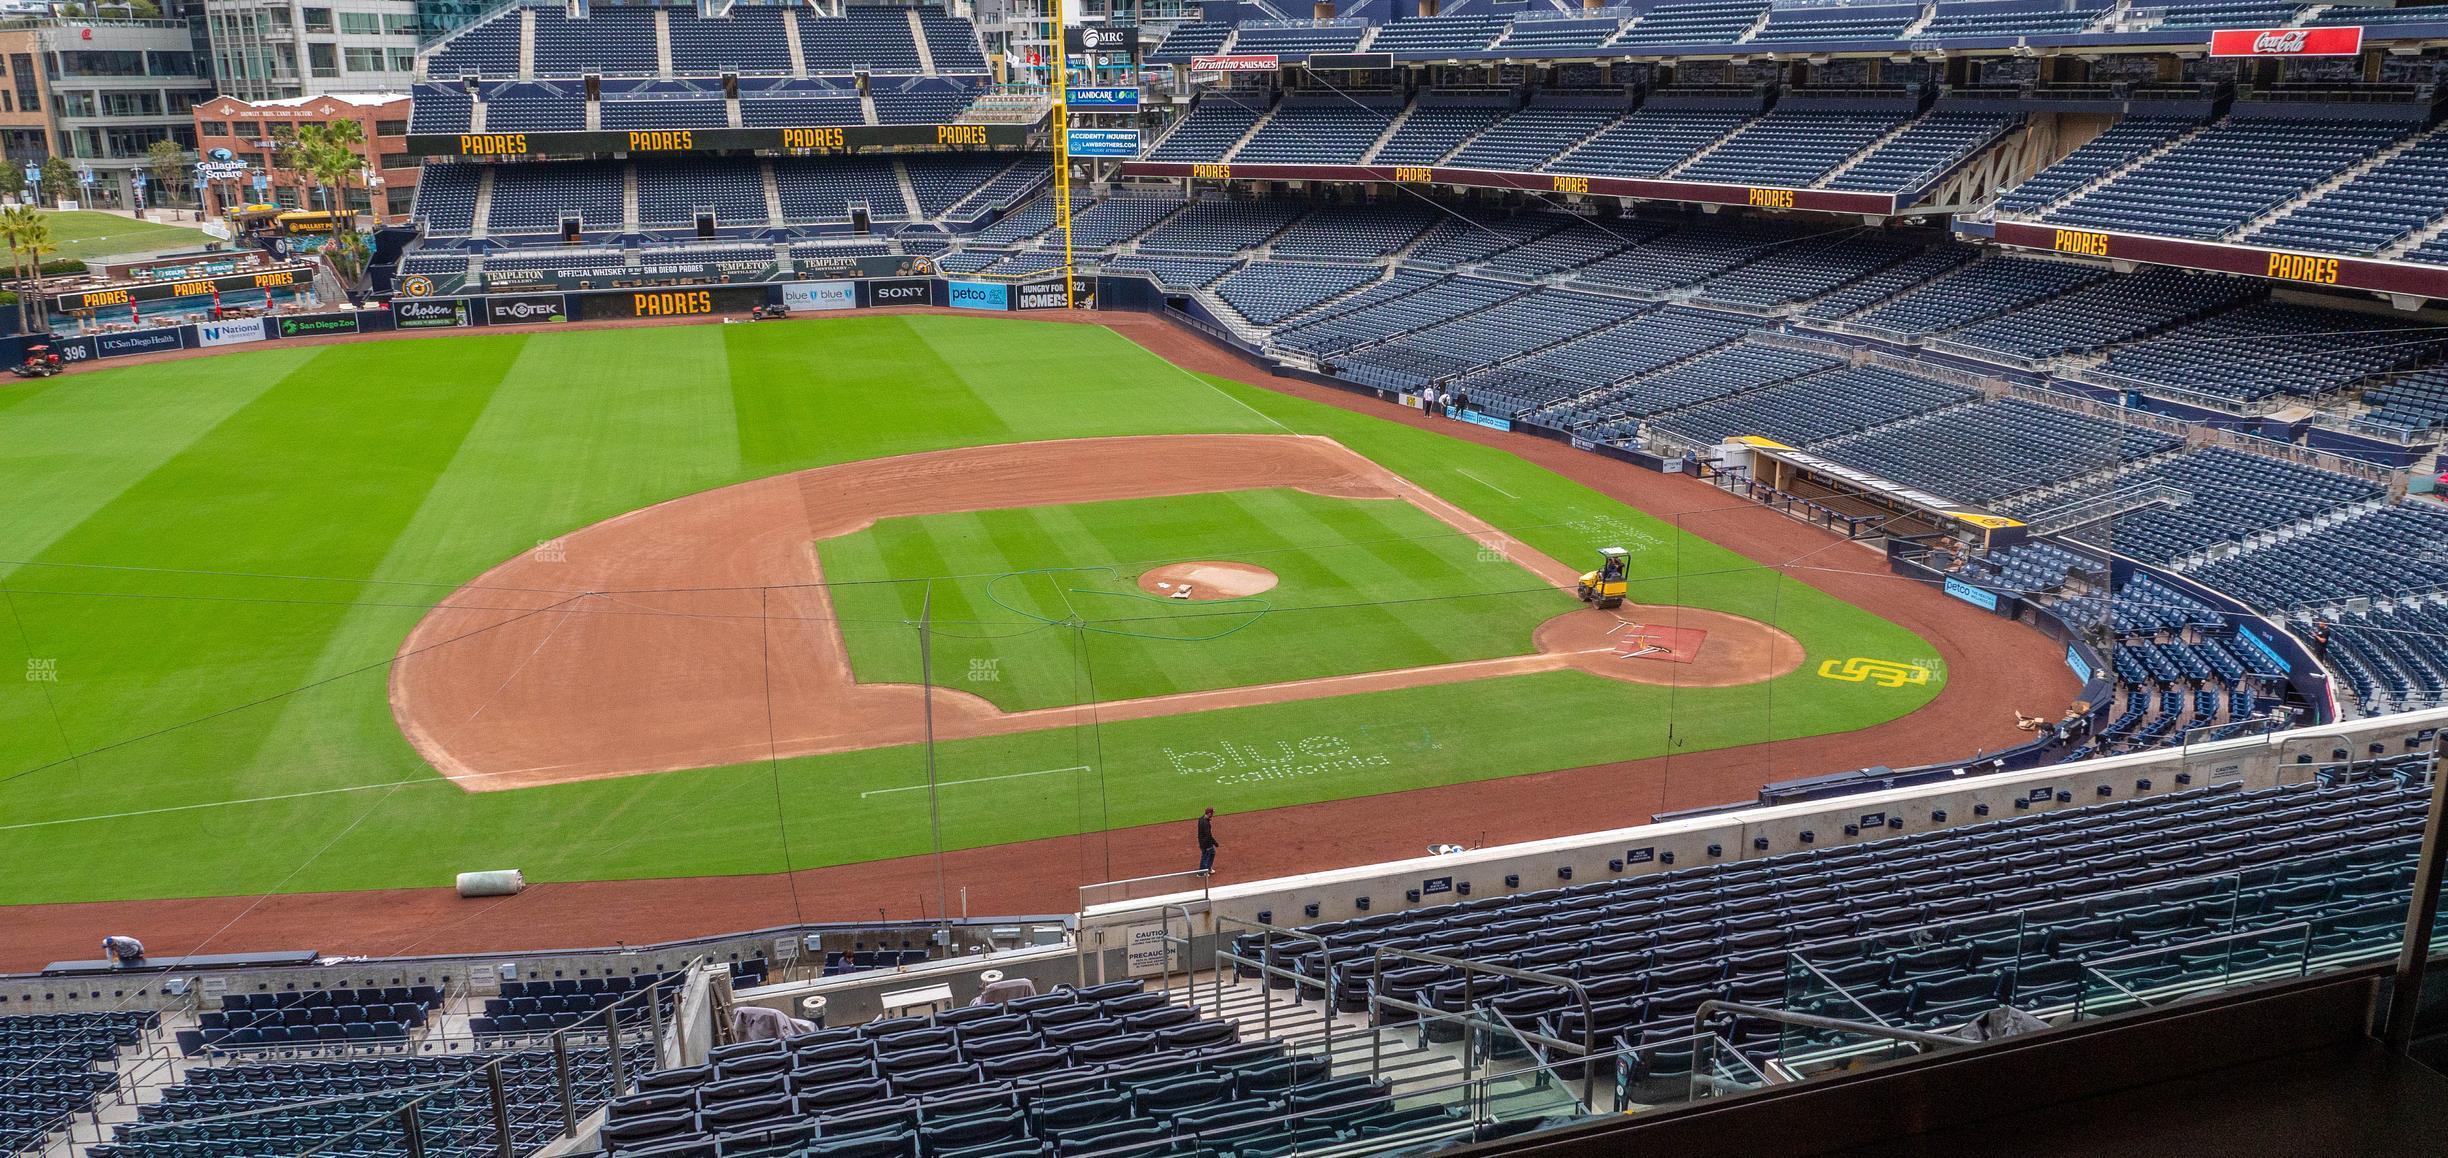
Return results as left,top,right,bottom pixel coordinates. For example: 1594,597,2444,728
1609,622,1709,664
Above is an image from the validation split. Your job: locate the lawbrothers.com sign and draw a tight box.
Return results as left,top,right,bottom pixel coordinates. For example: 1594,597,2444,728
782,280,857,311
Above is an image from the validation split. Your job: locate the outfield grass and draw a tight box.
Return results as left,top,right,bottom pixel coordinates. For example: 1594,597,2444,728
32,209,213,263
0,316,1945,905
819,488,1574,711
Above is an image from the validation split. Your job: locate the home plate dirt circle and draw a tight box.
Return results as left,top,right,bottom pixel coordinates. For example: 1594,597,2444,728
1137,561,1279,600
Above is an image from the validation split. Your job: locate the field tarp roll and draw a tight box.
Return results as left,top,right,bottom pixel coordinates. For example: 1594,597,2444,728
455,870,525,898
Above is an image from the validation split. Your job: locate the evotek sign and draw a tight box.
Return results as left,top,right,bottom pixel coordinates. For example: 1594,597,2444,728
486,294,568,325
2209,26,2363,56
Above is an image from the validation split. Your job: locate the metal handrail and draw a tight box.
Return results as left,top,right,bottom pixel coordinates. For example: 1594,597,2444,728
1364,945,1601,1104
1691,999,1968,1053
1208,915,1331,1055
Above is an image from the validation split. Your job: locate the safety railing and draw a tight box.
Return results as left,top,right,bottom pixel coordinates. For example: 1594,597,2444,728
1210,915,1335,1061
1359,946,1603,1105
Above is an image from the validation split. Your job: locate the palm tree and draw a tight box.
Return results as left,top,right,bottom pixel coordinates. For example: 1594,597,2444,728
295,120,368,229
0,205,29,333
1,207,55,333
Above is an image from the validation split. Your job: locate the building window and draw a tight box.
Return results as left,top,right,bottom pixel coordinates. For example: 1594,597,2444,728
51,91,95,118
101,91,163,118
382,13,418,34
387,48,416,72
375,119,407,136
343,47,386,73
309,43,338,78
377,151,408,169
13,54,37,112
199,120,229,137
303,7,334,33
338,11,382,34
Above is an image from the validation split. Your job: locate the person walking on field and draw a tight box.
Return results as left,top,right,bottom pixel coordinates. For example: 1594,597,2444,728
1196,808,1219,875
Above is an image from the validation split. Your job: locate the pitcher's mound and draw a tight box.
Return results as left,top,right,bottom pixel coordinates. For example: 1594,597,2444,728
1139,561,1278,600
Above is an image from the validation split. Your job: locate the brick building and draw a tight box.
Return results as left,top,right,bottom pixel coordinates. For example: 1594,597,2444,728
190,89,413,221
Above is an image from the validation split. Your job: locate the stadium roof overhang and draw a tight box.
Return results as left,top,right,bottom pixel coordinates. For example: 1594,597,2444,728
1118,159,1907,217
1732,436,2030,549
405,119,1042,159
1969,218,2448,309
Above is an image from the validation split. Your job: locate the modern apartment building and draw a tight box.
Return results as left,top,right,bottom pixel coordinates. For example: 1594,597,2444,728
0,18,213,209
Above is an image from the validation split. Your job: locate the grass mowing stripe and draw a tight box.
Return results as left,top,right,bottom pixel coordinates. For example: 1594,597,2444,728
0,318,1943,905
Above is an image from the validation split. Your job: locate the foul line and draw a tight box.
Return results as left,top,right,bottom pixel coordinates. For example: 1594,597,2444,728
858,764,1089,799
1456,469,1519,500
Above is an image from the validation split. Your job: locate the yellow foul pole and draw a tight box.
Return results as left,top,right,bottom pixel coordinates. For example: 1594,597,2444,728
1051,0,1074,308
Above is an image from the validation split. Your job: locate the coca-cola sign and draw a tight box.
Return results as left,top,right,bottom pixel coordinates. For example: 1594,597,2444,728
2209,26,2363,57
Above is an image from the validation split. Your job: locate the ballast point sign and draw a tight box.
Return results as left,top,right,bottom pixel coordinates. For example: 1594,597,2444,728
2209,26,2362,56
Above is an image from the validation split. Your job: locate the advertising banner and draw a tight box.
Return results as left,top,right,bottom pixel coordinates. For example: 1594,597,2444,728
406,122,1034,158
2066,644,2094,685
1066,128,1141,158
1188,54,1279,73
576,286,769,320
1457,410,1513,433
862,278,934,307
782,280,858,311
393,298,473,329
55,265,309,311
1016,277,1093,310
1943,576,2003,612
1066,86,1139,108
195,319,268,347
1064,24,1140,68
94,327,186,358
2209,26,2362,56
485,293,570,325
945,281,1010,311
273,312,363,339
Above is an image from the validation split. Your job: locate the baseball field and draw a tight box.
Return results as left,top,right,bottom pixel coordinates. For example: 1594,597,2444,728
0,313,1967,927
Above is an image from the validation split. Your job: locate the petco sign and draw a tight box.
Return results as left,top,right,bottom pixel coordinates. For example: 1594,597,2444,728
2210,26,2363,56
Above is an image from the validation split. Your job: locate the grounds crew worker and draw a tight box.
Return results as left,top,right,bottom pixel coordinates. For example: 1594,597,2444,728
1196,808,1219,875
103,936,145,968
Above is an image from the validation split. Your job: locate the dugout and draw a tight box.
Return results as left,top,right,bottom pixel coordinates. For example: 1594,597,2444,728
1712,435,2031,550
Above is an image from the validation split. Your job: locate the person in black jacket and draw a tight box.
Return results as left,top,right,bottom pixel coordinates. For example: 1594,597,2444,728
1196,808,1218,874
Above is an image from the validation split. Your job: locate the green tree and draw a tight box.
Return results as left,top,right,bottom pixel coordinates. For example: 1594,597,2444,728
145,138,189,209
294,120,368,228
38,157,74,206
0,205,57,332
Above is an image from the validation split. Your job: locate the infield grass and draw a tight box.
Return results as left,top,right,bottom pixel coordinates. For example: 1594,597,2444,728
818,489,1575,711
0,316,1945,906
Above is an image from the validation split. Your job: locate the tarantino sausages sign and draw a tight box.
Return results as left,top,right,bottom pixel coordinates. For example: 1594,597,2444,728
406,122,1035,157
